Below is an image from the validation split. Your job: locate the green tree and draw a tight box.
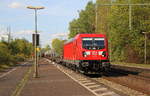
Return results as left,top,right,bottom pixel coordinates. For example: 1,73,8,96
41,44,51,55
69,1,95,38
0,42,13,66
0,38,33,69
51,38,65,56
97,0,111,35
109,1,130,62
130,0,150,63
107,0,150,63
44,44,51,51
9,39,32,56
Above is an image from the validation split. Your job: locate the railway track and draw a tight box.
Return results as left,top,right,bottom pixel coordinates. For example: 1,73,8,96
100,68,150,95
111,64,150,79
56,65,125,96
47,57,150,96
47,59,150,96
138,72,150,79
108,68,150,82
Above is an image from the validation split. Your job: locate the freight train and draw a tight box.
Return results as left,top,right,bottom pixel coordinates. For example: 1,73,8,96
62,34,110,73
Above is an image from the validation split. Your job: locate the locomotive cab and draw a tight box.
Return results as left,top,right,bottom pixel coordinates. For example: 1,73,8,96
63,34,110,74
79,36,110,73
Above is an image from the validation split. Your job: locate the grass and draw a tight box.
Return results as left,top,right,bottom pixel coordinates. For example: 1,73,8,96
111,62,150,68
0,63,15,71
0,64,10,71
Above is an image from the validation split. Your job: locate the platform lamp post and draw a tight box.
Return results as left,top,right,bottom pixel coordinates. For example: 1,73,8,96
27,6,44,78
142,32,149,64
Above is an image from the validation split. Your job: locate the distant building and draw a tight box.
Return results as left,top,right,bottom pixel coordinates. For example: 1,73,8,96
0,35,8,42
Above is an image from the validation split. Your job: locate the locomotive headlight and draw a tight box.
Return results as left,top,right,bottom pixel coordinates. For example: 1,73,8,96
83,51,90,57
85,51,90,55
98,51,103,55
102,51,106,57
98,51,106,57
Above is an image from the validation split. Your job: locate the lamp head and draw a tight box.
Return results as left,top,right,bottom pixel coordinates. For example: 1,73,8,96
27,6,45,10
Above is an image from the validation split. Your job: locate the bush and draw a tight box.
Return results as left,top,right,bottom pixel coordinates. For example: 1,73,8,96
13,54,25,62
0,43,14,67
0,38,33,69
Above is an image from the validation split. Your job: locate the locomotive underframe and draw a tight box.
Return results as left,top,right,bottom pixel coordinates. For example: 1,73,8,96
79,60,110,73
63,59,110,73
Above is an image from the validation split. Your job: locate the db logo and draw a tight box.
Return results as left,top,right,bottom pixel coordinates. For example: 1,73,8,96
92,51,97,55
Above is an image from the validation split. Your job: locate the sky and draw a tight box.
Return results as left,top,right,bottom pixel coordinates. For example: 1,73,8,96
0,0,96,47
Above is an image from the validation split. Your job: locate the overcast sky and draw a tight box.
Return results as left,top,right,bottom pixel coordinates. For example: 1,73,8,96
0,0,96,47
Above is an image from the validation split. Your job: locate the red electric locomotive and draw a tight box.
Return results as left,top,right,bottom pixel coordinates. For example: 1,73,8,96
63,34,110,73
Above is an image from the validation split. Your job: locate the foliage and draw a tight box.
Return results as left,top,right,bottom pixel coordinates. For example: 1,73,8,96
67,0,150,64
96,0,111,34
109,1,130,62
98,0,150,63
51,38,65,56
8,39,33,58
131,0,150,62
43,44,51,52
0,42,13,66
69,1,95,38
41,44,51,55
0,38,33,68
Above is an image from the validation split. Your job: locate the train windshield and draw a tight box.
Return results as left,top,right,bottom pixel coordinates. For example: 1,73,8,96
82,38,93,47
82,37,105,50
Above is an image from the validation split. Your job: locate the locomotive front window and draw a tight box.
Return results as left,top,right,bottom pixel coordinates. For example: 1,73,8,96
82,37,105,50
82,38,93,47
93,38,105,49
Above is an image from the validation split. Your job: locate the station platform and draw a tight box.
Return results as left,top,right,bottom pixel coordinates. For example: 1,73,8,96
20,59,95,96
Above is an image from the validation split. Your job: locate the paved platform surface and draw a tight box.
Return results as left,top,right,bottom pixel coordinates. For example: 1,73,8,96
20,59,95,96
0,62,32,96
